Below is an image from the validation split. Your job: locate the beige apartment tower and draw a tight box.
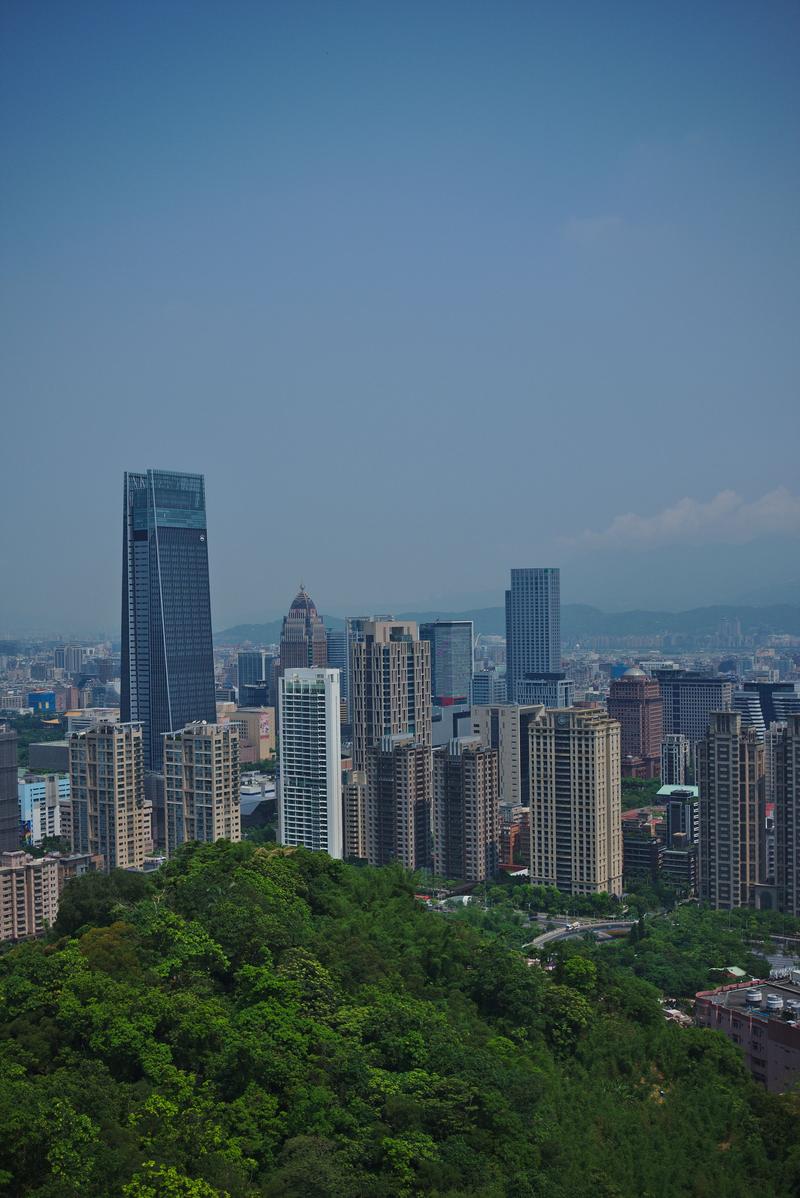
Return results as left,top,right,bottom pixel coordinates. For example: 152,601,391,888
0,851,60,942
69,721,146,871
697,711,764,909
529,708,623,897
432,738,499,882
350,620,431,770
350,620,432,866
164,722,241,856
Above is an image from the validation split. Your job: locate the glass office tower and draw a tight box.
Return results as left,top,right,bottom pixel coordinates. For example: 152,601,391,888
121,470,216,770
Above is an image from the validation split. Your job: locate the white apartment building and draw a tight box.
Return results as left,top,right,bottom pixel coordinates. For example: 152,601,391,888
278,668,342,858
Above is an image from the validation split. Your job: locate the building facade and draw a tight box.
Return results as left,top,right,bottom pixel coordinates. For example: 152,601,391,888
505,567,561,704
419,620,473,706
656,671,734,746
121,469,216,771
0,724,18,852
18,774,71,845
471,704,541,811
661,733,691,786
607,668,662,778
279,587,328,669
697,712,764,909
364,735,432,870
775,714,800,916
432,737,499,882
278,668,342,857
0,851,60,942
69,721,146,871
528,707,623,896
164,721,241,856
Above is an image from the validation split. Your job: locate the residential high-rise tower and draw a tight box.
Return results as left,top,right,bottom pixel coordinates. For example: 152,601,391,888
0,724,19,852
697,712,764,910
164,722,241,855
528,707,623,897
278,668,342,857
69,721,146,871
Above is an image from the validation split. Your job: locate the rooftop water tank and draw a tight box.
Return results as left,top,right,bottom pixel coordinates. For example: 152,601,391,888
745,989,762,1006
765,995,784,1014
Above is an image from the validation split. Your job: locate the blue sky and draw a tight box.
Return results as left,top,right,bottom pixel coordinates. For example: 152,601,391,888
1,0,798,633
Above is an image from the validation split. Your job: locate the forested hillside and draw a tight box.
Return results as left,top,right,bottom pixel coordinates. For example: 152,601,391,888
1,843,798,1197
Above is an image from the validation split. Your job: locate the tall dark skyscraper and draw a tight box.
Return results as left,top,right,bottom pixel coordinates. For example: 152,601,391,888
505,567,561,704
121,470,216,771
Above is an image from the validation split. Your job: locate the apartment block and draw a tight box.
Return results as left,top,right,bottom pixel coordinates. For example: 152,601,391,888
164,721,241,856
69,721,146,871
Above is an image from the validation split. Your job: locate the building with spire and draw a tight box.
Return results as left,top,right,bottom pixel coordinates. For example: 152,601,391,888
279,586,328,669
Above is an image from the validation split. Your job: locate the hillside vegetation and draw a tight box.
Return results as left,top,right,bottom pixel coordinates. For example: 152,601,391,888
1,843,798,1197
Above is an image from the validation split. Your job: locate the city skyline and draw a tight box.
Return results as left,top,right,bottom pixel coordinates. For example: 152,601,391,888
2,2,799,632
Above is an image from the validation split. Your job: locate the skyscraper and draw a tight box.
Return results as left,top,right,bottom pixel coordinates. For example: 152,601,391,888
350,620,432,866
164,722,241,855
656,671,734,747
350,620,431,770
607,668,662,778
432,737,499,882
697,712,764,910
529,708,623,897
0,724,19,852
69,721,146,871
279,587,327,669
419,620,473,706
278,668,342,857
505,568,561,704
121,470,216,771
238,650,275,701
774,714,800,917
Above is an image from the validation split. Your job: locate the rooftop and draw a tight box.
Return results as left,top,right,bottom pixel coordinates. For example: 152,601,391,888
698,977,800,1022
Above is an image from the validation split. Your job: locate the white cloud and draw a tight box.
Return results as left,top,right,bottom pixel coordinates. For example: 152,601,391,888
570,489,800,550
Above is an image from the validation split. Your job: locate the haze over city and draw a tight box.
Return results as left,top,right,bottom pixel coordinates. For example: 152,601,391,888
2,0,799,634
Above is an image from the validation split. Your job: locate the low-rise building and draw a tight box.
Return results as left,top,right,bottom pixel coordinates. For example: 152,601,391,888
694,977,800,1093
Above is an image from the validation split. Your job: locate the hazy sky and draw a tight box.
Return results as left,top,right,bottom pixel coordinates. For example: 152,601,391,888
1,0,798,635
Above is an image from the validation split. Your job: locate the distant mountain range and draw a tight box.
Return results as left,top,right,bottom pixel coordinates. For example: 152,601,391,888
215,603,800,645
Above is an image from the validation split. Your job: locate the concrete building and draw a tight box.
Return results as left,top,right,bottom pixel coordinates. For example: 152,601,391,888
419,620,473,707
69,721,146,871
18,774,71,845
279,587,328,669
505,568,561,704
528,707,623,897
471,704,541,811
516,673,574,710
697,712,764,909
343,769,367,860
694,977,800,1093
607,668,662,778
164,721,241,856
0,723,18,852
661,785,699,845
65,708,119,735
661,733,691,786
732,690,767,741
0,851,60,942
278,668,342,857
364,735,432,870
774,714,800,916
237,650,273,698
470,668,507,706
226,707,275,764
656,671,734,746
350,620,431,770
432,737,499,882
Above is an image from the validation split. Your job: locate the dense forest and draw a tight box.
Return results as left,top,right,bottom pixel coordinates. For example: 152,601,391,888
1,843,799,1197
